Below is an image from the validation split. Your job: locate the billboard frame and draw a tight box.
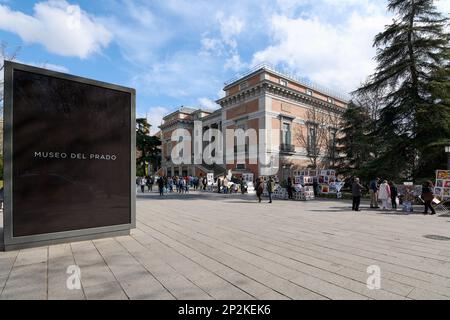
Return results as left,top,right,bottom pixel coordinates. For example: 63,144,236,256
2,61,136,251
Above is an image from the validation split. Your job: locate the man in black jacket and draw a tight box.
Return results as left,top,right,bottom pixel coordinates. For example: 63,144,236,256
352,177,365,211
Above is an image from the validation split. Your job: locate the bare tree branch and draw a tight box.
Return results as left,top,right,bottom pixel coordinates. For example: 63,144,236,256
1,42,21,108
294,106,342,169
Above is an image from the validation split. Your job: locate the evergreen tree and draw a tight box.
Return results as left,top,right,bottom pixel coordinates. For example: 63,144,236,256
336,102,374,181
136,118,161,176
355,0,450,181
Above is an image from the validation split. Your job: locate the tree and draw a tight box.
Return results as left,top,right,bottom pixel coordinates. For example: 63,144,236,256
335,101,376,181
136,118,161,176
295,106,341,169
355,0,450,181
1,42,21,108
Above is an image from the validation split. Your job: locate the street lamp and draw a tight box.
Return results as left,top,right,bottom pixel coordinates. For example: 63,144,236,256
446,141,450,170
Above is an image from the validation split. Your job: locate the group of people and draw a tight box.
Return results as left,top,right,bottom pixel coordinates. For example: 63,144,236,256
136,176,154,193
352,177,436,215
216,176,251,194
255,176,276,203
137,175,210,196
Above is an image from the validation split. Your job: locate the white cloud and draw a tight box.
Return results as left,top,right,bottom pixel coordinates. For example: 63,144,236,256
216,11,245,49
252,2,391,93
198,97,219,110
436,0,450,14
143,106,171,134
131,51,223,99
43,63,69,73
0,0,112,58
101,1,173,65
200,11,247,72
17,60,69,73
224,53,247,72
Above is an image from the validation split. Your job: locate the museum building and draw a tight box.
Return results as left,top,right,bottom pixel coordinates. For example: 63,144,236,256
158,64,349,180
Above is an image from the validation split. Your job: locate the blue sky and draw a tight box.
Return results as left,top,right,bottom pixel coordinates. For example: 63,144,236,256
1,0,449,133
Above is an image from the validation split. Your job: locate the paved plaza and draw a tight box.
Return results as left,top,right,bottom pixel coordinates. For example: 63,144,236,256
1,191,450,300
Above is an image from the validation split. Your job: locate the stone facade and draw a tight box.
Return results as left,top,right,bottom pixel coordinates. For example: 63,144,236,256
159,65,348,180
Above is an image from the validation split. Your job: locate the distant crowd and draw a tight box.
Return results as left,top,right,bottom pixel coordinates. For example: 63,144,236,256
351,177,437,215
137,175,440,215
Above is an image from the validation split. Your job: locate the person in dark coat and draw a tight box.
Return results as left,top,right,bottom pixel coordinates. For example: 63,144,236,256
256,177,264,203
389,181,398,210
422,181,436,215
267,177,275,204
157,177,165,196
217,178,222,194
352,177,365,211
287,177,293,200
312,179,319,197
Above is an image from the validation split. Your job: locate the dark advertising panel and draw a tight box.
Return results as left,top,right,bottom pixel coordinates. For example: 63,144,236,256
3,62,135,247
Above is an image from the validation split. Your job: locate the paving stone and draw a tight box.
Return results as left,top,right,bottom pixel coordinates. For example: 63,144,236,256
1,191,450,300
84,281,128,300
1,262,47,300
14,247,48,267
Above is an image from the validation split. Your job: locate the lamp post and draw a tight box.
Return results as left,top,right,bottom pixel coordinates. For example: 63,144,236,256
445,141,450,170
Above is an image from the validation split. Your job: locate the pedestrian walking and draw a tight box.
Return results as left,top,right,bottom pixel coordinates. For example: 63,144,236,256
158,176,165,196
369,178,380,208
389,181,398,210
140,176,147,193
256,177,264,203
352,177,365,211
267,176,275,204
422,181,436,215
313,179,319,197
223,177,229,194
287,177,293,200
378,180,391,210
149,177,154,191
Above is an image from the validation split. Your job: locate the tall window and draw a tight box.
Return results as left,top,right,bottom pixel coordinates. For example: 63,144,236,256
308,125,317,155
329,129,337,161
282,123,291,145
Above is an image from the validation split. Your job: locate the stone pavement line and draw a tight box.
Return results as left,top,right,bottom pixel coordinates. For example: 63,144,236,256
129,228,255,300
138,215,368,300
117,234,215,300
158,195,446,262
137,192,448,300
141,199,446,291
125,229,288,300
198,201,450,263
136,219,327,300
1,248,48,300
156,195,450,288
1,192,450,300
145,213,407,300
115,234,211,300
0,251,19,298
48,244,85,300
92,238,174,300
70,240,127,300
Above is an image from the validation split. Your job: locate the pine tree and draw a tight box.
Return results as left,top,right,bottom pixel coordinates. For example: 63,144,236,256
355,0,450,181
336,102,374,180
136,118,161,176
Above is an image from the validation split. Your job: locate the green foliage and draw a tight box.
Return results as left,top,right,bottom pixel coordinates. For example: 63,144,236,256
336,102,376,181
353,0,450,182
136,118,161,176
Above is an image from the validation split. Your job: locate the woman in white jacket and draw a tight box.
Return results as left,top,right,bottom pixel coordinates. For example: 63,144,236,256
378,180,391,210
